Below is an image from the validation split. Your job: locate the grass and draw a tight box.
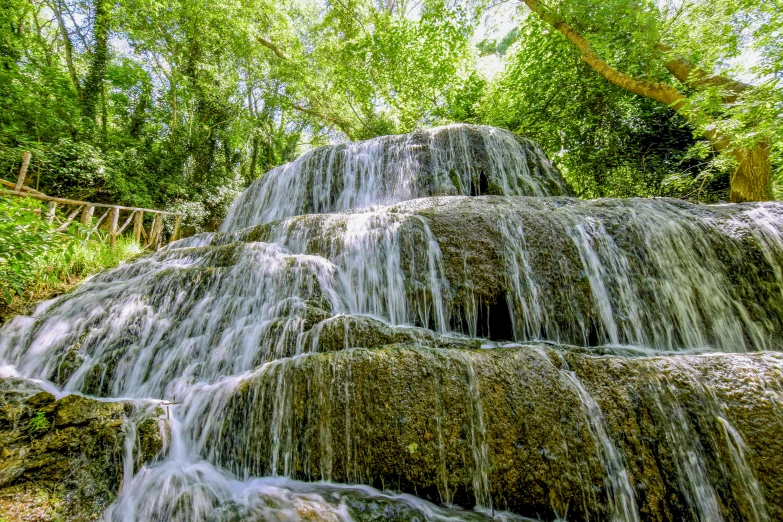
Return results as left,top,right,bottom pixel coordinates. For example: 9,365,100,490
0,235,142,324
33,234,142,290
0,193,148,323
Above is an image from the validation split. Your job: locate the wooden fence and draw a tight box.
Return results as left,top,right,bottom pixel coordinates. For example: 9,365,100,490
3,152,183,250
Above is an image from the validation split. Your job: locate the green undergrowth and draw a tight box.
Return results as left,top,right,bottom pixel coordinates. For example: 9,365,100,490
0,193,142,323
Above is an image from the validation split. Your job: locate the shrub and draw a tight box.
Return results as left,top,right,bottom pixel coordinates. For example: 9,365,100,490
0,191,141,315
0,193,72,302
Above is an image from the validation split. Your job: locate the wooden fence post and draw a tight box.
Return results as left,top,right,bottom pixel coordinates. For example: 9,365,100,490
156,217,163,250
169,214,182,243
15,151,32,191
145,213,158,249
108,207,119,247
150,213,161,249
133,210,144,243
80,205,95,226
47,201,57,223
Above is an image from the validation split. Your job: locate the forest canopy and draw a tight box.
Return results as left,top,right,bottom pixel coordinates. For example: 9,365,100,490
1,0,781,229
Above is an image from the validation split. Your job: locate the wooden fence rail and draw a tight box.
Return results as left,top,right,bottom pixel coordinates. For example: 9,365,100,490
3,152,183,249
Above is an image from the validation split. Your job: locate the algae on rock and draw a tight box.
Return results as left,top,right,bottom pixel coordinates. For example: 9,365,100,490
0,378,166,522
203,345,783,522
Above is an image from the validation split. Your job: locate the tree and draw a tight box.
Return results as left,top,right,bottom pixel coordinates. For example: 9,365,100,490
3,0,775,232
81,0,110,137
478,18,722,200
1,0,486,231
518,0,779,202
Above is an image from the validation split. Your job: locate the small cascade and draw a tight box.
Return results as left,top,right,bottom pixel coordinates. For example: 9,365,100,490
638,361,770,522
221,124,571,230
566,374,639,522
176,197,783,351
523,346,639,522
458,352,494,511
2,125,783,521
566,351,783,521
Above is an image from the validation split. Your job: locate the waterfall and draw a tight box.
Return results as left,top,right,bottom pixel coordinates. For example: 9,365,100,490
220,124,571,231
2,124,783,521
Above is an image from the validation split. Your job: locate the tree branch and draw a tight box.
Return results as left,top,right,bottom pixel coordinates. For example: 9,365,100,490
520,0,737,153
657,44,751,104
60,0,89,50
256,36,287,60
521,0,688,111
290,103,355,140
49,0,82,100
253,37,356,138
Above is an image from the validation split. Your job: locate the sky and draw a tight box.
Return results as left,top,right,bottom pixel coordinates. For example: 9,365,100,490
474,1,521,78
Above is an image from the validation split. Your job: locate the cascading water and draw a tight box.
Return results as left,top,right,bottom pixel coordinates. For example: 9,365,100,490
220,124,571,230
2,124,783,521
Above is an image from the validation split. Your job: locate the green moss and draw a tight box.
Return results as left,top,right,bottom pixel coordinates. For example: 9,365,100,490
136,418,164,468
485,179,505,196
50,335,87,386
0,378,165,521
448,169,463,193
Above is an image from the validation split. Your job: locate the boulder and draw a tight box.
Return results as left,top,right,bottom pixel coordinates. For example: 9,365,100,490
0,378,166,521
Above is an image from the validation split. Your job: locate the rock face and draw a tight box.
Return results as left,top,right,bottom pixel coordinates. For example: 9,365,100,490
177,196,783,351
1,124,783,521
207,346,783,522
0,378,165,521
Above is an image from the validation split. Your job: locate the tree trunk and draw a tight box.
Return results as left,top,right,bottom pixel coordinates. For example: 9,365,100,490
82,0,109,132
51,0,82,100
729,142,772,203
248,135,259,184
101,83,108,138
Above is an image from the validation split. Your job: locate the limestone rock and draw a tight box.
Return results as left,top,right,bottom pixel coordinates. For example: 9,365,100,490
0,378,166,521
212,345,783,521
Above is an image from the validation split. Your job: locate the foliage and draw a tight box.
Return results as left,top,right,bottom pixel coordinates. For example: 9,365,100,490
0,0,484,230
0,194,73,302
477,18,729,200
505,0,783,200
33,234,141,291
0,192,140,317
477,27,520,56
0,0,780,214
28,411,50,433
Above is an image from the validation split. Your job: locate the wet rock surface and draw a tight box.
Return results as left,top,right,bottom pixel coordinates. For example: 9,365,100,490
175,196,783,350
0,378,165,521
213,345,783,522
221,124,572,231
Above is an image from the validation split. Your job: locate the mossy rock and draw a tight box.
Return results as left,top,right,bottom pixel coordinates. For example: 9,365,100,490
211,346,783,521
0,378,166,522
214,345,607,519
308,314,481,352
